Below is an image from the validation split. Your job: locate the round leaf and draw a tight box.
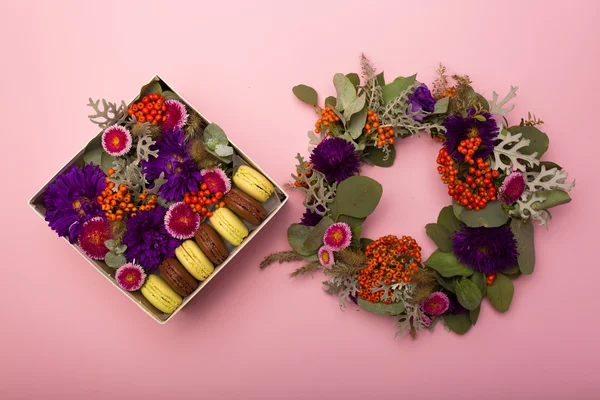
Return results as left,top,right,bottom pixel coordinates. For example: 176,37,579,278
333,73,357,111
510,218,535,275
336,176,383,218
363,145,396,167
303,216,333,253
443,313,472,335
324,96,337,107
470,271,487,296
140,80,163,97
346,73,360,88
531,190,571,211
469,307,481,325
487,273,514,313
424,250,474,278
453,200,509,228
382,75,416,104
287,224,315,257
104,252,126,269
292,85,318,106
453,278,482,310
508,126,549,159
437,205,462,234
425,223,453,252
162,90,181,101
357,297,405,316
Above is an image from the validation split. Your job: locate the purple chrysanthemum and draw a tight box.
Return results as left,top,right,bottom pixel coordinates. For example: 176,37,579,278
122,205,182,272
115,262,146,291
408,83,436,121
164,202,201,239
443,109,499,161
42,164,107,243
162,100,189,131
102,125,132,157
499,171,526,204
421,292,450,315
300,208,323,227
77,217,113,259
452,225,518,274
310,137,360,183
141,127,203,201
323,222,352,251
201,168,231,194
318,246,335,267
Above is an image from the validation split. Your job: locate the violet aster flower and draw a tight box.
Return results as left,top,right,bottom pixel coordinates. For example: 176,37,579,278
443,109,499,161
452,225,518,274
141,127,203,201
123,205,182,272
499,171,526,204
115,262,146,291
323,222,352,251
201,168,231,194
300,208,323,227
77,217,113,260
310,137,360,183
42,164,107,243
162,100,189,131
102,125,132,156
318,246,335,267
407,83,436,121
420,292,450,315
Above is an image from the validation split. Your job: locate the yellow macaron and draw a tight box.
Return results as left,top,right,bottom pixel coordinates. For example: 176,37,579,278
175,240,215,281
233,165,274,203
140,274,183,314
209,207,249,246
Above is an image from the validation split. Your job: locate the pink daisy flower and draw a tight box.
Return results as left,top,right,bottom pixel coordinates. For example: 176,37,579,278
499,171,526,204
102,125,132,157
420,292,450,316
162,100,189,131
77,217,113,260
318,246,334,267
421,314,432,327
201,168,231,194
164,202,201,239
323,222,352,251
115,262,146,291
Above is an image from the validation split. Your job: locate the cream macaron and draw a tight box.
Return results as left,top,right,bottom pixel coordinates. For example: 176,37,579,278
209,207,249,246
140,274,183,314
232,165,274,203
175,240,215,281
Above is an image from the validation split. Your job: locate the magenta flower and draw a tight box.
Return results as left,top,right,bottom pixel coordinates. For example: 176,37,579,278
421,314,432,327
77,217,113,260
499,171,526,204
164,202,201,240
323,222,352,251
201,168,231,194
421,292,450,315
115,263,146,291
102,125,132,157
162,100,188,131
318,246,334,267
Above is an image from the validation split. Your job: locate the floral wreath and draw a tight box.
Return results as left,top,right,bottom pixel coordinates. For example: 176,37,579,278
260,55,576,338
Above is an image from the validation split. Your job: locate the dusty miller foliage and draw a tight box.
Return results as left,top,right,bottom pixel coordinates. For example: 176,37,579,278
291,154,336,216
489,86,519,117
87,98,133,130
322,273,359,310
491,131,540,173
512,191,551,228
390,282,427,338
360,54,383,111
525,166,575,193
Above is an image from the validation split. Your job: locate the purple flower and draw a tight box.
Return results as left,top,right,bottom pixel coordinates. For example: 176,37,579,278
408,83,436,121
310,137,360,183
420,292,450,315
123,205,182,272
42,164,106,243
141,127,203,201
323,222,352,251
300,208,323,227
443,109,499,161
499,171,526,204
452,225,518,274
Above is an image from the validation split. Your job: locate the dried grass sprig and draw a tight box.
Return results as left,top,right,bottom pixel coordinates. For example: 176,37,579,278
290,262,321,277
260,251,303,269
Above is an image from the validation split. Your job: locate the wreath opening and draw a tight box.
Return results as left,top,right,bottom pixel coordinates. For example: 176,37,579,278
261,55,575,338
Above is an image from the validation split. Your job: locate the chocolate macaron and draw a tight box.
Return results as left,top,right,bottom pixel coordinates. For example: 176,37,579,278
194,223,229,265
158,258,198,297
224,188,267,226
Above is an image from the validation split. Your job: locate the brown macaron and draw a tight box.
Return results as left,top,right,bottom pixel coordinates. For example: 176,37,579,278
194,223,229,265
158,258,199,297
224,188,267,226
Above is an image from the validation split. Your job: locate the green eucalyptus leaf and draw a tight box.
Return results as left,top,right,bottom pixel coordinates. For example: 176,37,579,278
363,145,396,167
376,72,385,87
453,277,482,310
360,238,374,251
425,223,453,252
346,73,360,88
343,94,366,120
303,216,334,253
470,307,481,325
105,239,117,250
140,80,163,97
433,96,449,114
292,84,319,106
105,252,127,269
215,143,234,157
83,135,103,166
487,273,514,313
424,250,474,278
114,244,127,255
333,73,357,112
470,271,487,296
453,200,509,228
336,176,383,218
347,104,368,139
161,90,180,101
443,313,472,335
203,123,228,151
287,224,315,257
473,115,486,122
531,190,571,210
324,96,337,107
508,126,549,159
436,274,455,292
100,152,116,174
382,74,416,104
510,218,535,275
437,205,462,234
474,93,490,111
337,214,365,229
357,297,405,316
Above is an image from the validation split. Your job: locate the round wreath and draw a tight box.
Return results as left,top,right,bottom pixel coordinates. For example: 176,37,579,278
260,55,576,338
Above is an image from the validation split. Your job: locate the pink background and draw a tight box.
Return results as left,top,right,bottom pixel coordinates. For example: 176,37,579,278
2,0,599,398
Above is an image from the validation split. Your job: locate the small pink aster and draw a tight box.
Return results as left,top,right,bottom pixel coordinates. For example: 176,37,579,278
162,100,189,131
421,314,432,327
201,168,231,194
164,202,201,239
77,217,113,260
102,125,132,157
318,246,335,267
115,262,146,291
420,292,450,316
499,171,526,204
323,222,352,251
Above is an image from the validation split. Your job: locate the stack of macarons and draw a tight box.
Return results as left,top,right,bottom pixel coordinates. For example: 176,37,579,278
140,165,276,315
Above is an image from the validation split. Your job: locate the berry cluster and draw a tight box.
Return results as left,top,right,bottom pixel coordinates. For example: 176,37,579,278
314,107,340,134
365,110,395,147
358,235,422,304
126,93,167,125
436,148,499,210
456,137,482,164
98,170,157,221
183,183,225,218
440,87,457,98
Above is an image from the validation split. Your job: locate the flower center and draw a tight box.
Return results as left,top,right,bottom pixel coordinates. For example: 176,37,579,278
478,245,488,254
467,127,479,138
332,231,342,241
111,136,121,147
322,252,329,263
429,301,440,311
89,232,102,245
126,272,136,283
